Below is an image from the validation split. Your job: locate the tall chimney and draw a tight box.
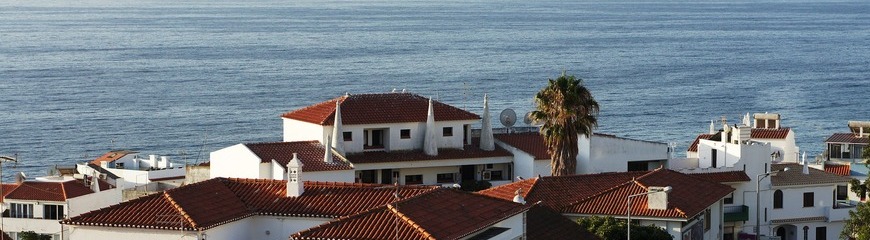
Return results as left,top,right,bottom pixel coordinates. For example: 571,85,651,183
802,151,809,175
286,153,304,197
709,120,716,134
480,94,495,151
331,101,346,156
323,135,333,163
423,98,438,156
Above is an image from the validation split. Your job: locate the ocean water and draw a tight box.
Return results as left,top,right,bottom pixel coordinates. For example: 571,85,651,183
1,0,869,179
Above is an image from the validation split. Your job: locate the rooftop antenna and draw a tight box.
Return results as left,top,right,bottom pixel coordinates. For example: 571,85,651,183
193,132,209,164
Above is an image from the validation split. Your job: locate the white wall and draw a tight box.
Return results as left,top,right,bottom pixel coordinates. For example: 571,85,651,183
4,215,63,237
305,170,355,183
282,118,326,143
581,135,669,174
249,216,332,240
209,144,262,179
463,212,526,240
68,226,201,240
67,188,123,218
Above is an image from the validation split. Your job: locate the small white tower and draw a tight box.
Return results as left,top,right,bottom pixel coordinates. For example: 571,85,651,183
286,153,304,197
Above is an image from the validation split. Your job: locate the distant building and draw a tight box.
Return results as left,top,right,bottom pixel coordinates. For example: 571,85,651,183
77,150,185,187
824,121,869,163
687,113,798,163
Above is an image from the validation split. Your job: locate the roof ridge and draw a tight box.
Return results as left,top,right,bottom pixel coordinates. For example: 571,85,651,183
560,179,640,212
59,181,68,201
161,192,199,230
387,203,435,240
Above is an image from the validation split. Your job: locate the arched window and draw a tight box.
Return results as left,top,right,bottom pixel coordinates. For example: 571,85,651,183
773,190,783,209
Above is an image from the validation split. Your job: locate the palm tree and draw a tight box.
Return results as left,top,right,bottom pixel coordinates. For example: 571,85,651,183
531,73,599,176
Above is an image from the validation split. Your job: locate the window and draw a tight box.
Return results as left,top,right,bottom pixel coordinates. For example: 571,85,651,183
358,170,377,184
400,129,411,139
9,203,33,218
837,185,849,201
442,127,453,137
490,170,504,180
485,164,494,169
803,192,814,207
710,150,717,168
724,193,734,205
116,162,125,169
627,161,648,171
816,226,827,240
436,173,455,183
704,208,711,231
43,204,64,220
773,190,783,209
405,175,423,185
343,132,352,141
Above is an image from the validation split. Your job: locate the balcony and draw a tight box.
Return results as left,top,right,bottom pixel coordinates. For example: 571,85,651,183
828,200,857,222
724,205,749,222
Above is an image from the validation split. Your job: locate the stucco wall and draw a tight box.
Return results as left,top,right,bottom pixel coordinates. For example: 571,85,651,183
582,135,668,174
282,118,325,143
209,144,261,179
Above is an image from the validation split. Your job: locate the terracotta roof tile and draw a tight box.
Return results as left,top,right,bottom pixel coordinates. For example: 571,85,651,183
494,132,549,160
688,171,751,183
5,180,95,202
292,188,532,240
826,133,870,144
824,163,851,176
564,169,734,219
245,141,353,172
346,142,512,164
1,184,18,199
750,128,791,139
90,150,136,165
479,171,647,210
526,205,601,240
687,134,716,152
771,163,852,186
281,93,480,125
64,178,437,230
482,169,734,219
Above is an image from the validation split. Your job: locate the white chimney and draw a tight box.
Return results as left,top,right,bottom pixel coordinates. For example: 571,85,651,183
709,120,716,134
733,125,751,144
91,175,101,193
512,188,525,204
743,113,751,127
160,156,169,169
423,98,438,156
803,151,809,175
331,101,345,156
480,94,495,151
647,186,671,210
286,153,304,197
721,124,730,143
323,135,333,163
15,172,26,184
149,154,157,168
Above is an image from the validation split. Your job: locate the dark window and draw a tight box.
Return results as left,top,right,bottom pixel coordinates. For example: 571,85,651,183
436,173,455,183
816,227,827,240
724,193,734,204
830,144,842,159
405,175,423,185
9,203,33,218
773,190,783,209
43,204,64,220
804,192,814,207
490,170,504,180
756,119,766,128
627,161,648,171
711,150,718,168
837,185,849,201
343,132,352,141
704,208,711,231
358,170,377,184
400,129,411,139
443,127,453,137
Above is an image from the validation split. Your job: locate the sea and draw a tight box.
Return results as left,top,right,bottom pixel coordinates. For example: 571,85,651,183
1,0,869,180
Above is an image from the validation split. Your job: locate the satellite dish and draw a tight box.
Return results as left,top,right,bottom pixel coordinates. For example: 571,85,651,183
523,112,533,125
500,109,517,128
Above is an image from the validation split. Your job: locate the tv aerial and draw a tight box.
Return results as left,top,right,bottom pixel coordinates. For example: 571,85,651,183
500,108,517,129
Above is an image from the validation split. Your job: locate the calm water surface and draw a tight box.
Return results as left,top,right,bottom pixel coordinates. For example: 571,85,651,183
1,0,869,178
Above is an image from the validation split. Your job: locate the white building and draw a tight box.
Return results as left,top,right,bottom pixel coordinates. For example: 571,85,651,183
674,117,852,240
2,176,121,240
77,150,185,187
824,121,869,163
494,130,669,178
480,168,733,240
688,113,798,163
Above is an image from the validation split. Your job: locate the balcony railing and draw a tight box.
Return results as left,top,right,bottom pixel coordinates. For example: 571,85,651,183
724,205,749,222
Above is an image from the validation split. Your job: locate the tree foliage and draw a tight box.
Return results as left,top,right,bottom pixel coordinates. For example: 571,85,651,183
576,216,673,240
843,202,870,240
531,73,599,176
19,231,51,240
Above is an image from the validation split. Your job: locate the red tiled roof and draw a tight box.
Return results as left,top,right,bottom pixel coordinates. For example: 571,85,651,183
346,141,513,164
751,128,791,139
494,132,549,160
90,150,136,165
1,184,18,198
5,180,95,202
526,205,601,240
687,134,715,152
771,163,852,186
281,93,480,125
481,169,734,219
479,171,647,210
824,163,851,176
291,188,532,240
64,178,437,230
826,133,870,144
245,141,354,172
689,171,751,183
563,169,734,219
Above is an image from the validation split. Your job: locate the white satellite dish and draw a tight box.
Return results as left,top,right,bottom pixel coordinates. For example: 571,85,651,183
523,112,533,125
500,109,517,128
